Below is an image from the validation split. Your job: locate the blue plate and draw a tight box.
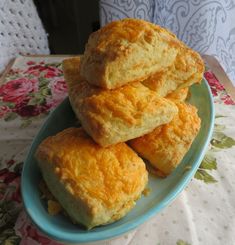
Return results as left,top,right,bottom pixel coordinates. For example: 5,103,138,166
21,78,214,244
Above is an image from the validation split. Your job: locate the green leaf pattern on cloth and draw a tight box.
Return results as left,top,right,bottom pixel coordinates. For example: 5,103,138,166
0,60,67,128
200,154,217,170
176,239,191,245
193,71,235,184
195,120,235,183
0,228,21,245
211,131,235,149
195,169,217,183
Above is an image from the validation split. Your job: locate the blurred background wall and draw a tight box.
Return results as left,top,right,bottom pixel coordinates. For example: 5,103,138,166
33,0,100,54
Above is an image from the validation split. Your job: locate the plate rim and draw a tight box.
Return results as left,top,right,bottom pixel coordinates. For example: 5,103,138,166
21,78,215,244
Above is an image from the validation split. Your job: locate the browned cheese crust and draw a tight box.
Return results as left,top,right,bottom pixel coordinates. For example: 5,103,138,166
142,46,204,96
80,18,183,89
63,57,178,147
166,87,189,101
35,127,148,229
129,102,201,176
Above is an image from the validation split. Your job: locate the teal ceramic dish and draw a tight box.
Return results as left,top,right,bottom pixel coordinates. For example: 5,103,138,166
21,78,214,244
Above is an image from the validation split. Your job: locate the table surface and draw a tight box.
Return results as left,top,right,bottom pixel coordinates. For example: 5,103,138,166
0,56,235,245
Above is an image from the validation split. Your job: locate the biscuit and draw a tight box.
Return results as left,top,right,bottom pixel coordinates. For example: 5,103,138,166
62,56,81,84
63,58,178,147
35,127,148,229
129,102,201,176
166,87,189,101
142,47,204,96
80,18,182,89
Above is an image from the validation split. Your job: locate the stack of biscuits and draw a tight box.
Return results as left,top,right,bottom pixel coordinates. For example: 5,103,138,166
35,19,204,229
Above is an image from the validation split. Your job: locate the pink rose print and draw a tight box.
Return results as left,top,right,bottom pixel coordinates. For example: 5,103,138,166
15,211,62,245
0,78,38,104
48,78,67,107
7,68,22,76
26,61,36,66
6,159,15,166
50,79,67,99
24,64,62,78
0,167,21,202
0,168,18,184
220,94,235,105
204,71,224,96
13,99,51,117
0,105,10,118
44,67,61,78
204,70,235,105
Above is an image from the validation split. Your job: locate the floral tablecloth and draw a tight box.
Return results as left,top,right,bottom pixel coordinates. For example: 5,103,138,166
0,56,235,245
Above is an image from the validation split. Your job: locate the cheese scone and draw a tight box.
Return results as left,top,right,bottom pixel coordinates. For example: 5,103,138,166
62,56,81,83
142,47,204,96
35,127,148,229
63,58,178,147
80,18,184,89
129,102,201,176
166,87,189,101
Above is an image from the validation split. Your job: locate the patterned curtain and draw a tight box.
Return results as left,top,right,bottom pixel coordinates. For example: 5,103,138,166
99,0,235,84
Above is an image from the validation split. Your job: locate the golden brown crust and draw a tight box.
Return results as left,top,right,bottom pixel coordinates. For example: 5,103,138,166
62,56,81,84
166,87,189,101
36,127,148,229
142,47,205,96
80,18,182,89
63,58,178,147
128,102,201,176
